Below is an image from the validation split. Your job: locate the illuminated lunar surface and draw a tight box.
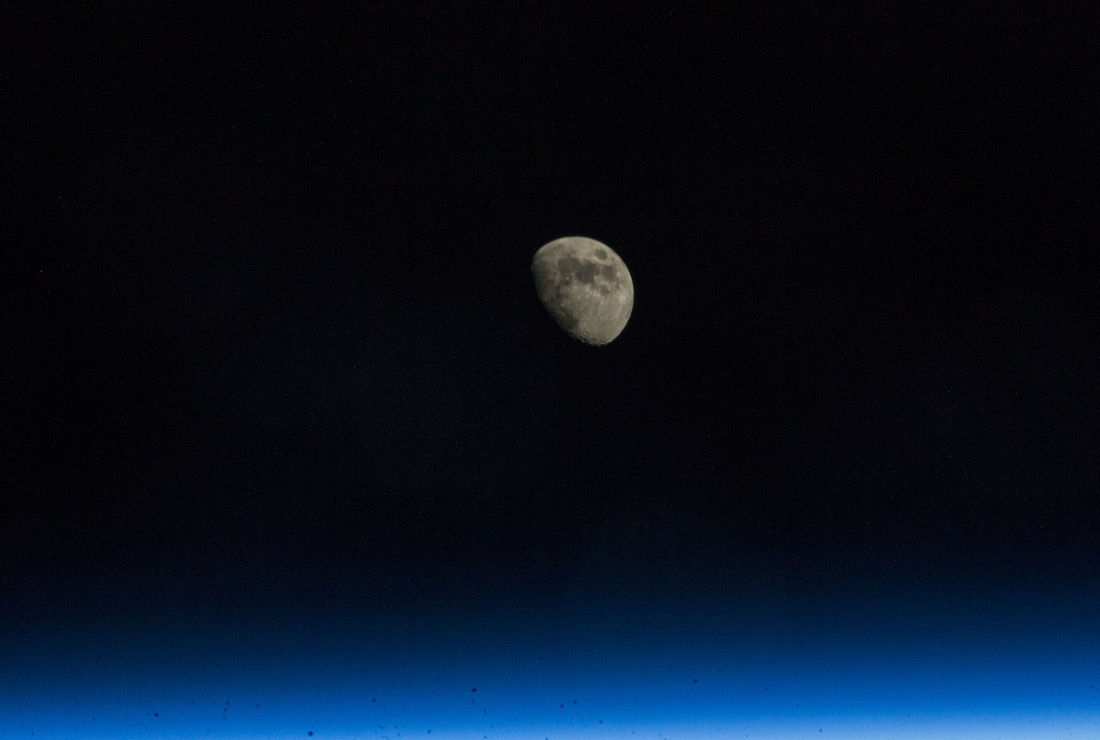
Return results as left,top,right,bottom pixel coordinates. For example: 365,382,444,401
532,236,634,346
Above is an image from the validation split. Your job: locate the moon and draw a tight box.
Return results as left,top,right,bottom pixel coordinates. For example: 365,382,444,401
531,236,634,346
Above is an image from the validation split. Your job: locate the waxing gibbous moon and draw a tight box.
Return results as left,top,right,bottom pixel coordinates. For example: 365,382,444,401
531,236,634,346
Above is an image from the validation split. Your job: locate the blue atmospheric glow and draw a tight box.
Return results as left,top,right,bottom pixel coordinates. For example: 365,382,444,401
3,602,1099,739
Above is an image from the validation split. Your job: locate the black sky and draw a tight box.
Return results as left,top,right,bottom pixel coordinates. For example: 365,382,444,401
5,4,1098,630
